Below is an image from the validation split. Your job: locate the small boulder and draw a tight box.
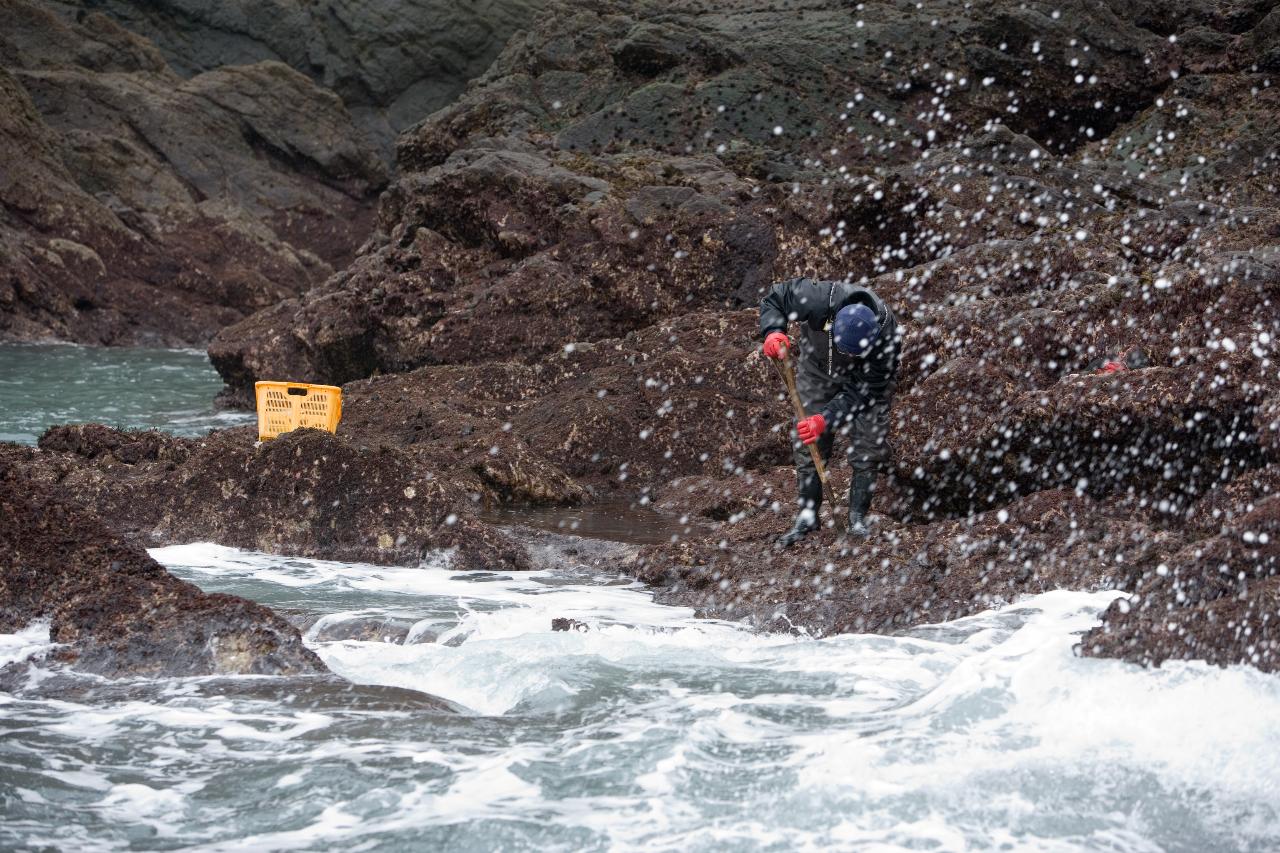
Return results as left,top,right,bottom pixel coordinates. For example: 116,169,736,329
0,446,325,679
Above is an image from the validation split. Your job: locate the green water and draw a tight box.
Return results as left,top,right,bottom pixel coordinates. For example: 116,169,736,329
0,342,252,445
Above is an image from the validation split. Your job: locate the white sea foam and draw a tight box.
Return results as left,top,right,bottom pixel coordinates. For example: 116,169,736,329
0,621,54,669
2,546,1276,851
95,782,189,835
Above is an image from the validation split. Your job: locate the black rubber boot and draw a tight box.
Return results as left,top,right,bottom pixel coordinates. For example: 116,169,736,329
776,474,823,548
847,472,874,538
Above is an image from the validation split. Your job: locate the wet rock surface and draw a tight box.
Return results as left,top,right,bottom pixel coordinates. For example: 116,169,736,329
206,142,819,403
208,0,1215,396
27,425,530,572
5,0,1280,675
511,527,642,574
301,615,418,646
225,0,1274,673
1081,469,1280,671
332,311,785,504
0,0,385,346
0,445,325,678
0,667,460,711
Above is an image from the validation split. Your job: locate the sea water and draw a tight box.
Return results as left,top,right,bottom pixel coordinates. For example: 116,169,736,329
0,343,251,444
2,544,1278,851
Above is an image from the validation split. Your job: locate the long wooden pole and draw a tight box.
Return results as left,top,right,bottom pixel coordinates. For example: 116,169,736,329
772,349,844,532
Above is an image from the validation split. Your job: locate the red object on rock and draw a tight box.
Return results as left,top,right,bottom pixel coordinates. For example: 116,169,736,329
763,331,791,360
797,413,826,445
1098,360,1126,374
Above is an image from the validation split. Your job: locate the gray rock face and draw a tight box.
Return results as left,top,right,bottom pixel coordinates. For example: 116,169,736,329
398,0,1183,171
52,0,548,159
0,0,386,345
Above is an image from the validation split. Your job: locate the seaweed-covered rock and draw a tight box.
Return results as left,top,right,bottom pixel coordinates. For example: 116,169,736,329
1081,491,1280,672
0,445,325,678
890,361,1265,519
636,482,1176,636
332,309,786,501
210,0,1279,401
10,0,1280,680
38,423,191,465
202,0,1279,677
33,426,530,571
207,145,804,399
399,0,1180,170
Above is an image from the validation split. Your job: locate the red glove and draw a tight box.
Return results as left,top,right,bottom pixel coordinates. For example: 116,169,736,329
762,331,791,360
1097,360,1126,375
797,413,826,445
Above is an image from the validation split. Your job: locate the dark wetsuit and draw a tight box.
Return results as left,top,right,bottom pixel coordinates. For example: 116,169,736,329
759,278,900,478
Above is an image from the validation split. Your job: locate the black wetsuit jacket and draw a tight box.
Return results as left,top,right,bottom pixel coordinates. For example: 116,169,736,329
759,278,900,428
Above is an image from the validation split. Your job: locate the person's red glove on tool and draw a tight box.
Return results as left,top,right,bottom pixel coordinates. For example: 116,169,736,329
762,331,791,360
797,414,826,445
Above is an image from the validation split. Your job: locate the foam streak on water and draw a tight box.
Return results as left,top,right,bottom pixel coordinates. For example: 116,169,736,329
1,543,1278,851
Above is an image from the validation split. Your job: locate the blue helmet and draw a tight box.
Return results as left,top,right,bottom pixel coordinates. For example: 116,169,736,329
832,303,880,356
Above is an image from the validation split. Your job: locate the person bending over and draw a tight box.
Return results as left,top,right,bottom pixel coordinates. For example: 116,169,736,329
759,277,901,546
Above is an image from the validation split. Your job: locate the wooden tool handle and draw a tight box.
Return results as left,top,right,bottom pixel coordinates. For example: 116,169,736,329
775,348,845,531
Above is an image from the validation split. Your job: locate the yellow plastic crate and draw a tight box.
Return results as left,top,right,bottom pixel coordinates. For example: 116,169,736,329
254,381,342,440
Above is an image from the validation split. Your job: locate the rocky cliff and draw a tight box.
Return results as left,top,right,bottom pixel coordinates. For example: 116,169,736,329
0,0,386,345
4,0,1279,674
208,0,1277,395
51,0,548,161
203,0,1278,671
